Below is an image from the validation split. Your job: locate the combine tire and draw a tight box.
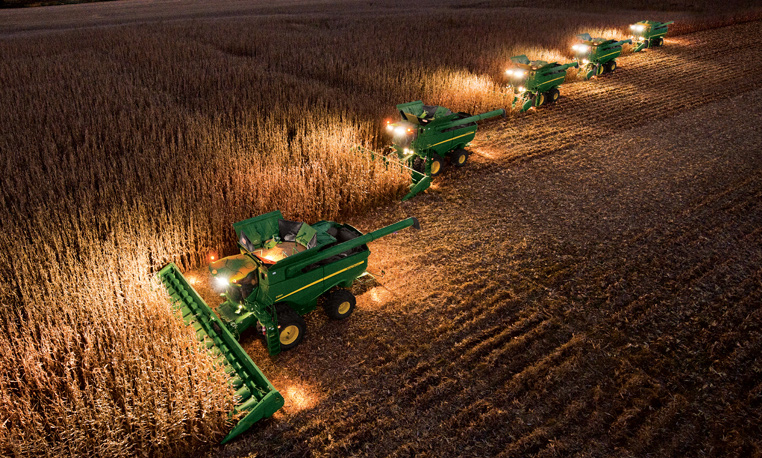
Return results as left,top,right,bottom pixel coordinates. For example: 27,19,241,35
655,38,664,47
429,154,444,176
534,92,545,107
323,289,356,320
607,61,617,72
452,149,469,167
596,64,605,76
412,156,425,174
276,304,306,350
548,88,560,103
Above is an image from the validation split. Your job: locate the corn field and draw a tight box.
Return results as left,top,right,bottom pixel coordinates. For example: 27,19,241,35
0,1,758,456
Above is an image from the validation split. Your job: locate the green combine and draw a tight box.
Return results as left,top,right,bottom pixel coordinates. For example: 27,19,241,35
506,55,579,112
572,34,632,80
157,211,419,442
630,20,674,52
384,100,505,200
207,211,419,353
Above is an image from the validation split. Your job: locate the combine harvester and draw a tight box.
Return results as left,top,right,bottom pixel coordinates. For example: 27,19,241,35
381,100,505,200
630,20,674,52
572,34,632,80
157,211,419,441
506,55,579,112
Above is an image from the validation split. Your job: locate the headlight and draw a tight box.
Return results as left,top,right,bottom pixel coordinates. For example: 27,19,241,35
518,86,525,92
582,59,589,64
386,124,394,132
394,126,407,136
214,276,229,289
514,70,525,78
505,69,513,75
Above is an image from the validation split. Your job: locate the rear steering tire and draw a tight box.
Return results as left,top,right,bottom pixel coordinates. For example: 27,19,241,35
548,88,560,103
655,38,664,47
606,61,617,73
452,149,469,167
276,304,306,351
323,289,356,320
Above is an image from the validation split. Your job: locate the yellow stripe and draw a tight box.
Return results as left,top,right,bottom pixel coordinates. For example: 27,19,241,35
427,131,475,148
599,50,620,59
275,261,365,301
542,75,565,86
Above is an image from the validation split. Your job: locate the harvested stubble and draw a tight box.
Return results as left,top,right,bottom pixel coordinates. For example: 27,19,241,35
0,1,758,456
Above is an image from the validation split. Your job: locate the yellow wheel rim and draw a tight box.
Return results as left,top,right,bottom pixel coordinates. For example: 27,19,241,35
611,62,616,71
280,325,299,345
597,65,604,75
552,92,559,101
537,94,544,106
338,301,351,315
458,154,466,165
431,161,440,175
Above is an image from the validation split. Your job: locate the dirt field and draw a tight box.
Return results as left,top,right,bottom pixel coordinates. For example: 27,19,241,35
211,20,762,457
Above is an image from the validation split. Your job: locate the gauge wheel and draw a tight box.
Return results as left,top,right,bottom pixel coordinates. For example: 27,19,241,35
429,154,445,176
452,149,469,167
549,88,560,103
323,289,356,320
276,304,306,350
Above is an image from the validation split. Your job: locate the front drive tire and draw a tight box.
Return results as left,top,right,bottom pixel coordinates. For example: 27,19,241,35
412,156,425,173
276,304,306,350
452,149,469,167
323,289,356,320
534,92,545,107
429,154,445,176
